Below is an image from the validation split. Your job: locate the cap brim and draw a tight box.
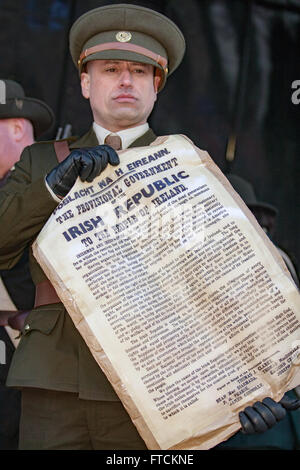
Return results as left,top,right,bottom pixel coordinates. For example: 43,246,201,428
248,202,278,216
0,97,55,137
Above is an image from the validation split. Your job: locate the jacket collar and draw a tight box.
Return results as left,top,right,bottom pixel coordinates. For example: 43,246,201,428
128,128,156,148
69,127,157,150
69,127,98,149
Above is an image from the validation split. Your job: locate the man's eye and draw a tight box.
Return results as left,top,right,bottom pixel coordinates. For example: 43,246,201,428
134,68,145,74
106,67,117,72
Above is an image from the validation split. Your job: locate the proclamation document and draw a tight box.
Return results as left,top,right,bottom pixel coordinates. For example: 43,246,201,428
33,135,300,450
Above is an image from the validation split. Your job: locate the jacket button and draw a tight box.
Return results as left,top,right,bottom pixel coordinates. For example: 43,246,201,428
24,324,30,331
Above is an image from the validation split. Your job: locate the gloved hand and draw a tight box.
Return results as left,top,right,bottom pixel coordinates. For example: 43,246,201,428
46,145,120,199
239,393,300,434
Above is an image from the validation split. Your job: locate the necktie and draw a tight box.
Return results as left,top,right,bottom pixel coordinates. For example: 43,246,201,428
104,134,122,151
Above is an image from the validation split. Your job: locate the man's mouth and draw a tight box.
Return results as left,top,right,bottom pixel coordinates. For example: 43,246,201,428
114,94,137,103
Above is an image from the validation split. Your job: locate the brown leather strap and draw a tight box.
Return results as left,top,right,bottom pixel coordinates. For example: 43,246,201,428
79,42,168,73
34,280,60,308
54,140,70,163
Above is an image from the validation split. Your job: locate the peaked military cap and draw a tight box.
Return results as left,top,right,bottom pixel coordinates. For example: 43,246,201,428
69,3,186,91
0,79,54,137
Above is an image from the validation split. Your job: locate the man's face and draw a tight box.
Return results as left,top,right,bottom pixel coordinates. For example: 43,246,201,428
81,60,160,132
0,119,18,178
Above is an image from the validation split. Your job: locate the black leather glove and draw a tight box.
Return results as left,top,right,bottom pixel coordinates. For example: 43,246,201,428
239,393,300,434
46,145,120,199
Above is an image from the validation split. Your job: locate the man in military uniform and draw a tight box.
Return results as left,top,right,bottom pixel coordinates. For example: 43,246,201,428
0,79,54,449
0,4,298,450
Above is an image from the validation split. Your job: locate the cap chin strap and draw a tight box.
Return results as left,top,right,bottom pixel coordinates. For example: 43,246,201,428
78,41,168,75
155,68,165,92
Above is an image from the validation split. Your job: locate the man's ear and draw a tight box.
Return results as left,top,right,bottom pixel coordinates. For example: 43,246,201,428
81,72,90,99
12,118,26,142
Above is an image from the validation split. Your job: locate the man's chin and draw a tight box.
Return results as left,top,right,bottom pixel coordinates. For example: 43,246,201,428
110,112,143,129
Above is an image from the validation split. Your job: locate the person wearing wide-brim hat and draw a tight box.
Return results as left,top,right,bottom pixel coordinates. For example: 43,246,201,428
226,174,299,289
0,78,53,450
226,174,278,217
0,79,54,139
0,79,54,182
1,4,299,451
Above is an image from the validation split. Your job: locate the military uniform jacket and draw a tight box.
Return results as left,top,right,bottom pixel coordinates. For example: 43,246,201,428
0,126,156,400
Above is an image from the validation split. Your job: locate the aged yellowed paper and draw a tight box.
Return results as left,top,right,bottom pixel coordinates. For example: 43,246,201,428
33,135,300,450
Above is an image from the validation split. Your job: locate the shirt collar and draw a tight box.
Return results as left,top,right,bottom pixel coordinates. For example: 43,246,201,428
93,122,149,150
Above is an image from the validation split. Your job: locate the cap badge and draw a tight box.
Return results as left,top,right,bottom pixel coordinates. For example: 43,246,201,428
116,31,132,43
15,98,23,110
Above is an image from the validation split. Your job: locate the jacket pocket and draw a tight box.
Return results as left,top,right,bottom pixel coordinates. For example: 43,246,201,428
22,304,63,336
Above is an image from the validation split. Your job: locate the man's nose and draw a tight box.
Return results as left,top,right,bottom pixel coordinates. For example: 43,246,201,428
119,69,133,87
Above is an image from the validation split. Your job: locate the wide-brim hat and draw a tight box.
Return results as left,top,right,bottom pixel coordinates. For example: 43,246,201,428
0,79,55,137
226,174,278,215
69,3,186,91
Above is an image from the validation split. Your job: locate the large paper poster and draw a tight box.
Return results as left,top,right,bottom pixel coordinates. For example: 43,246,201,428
33,135,300,450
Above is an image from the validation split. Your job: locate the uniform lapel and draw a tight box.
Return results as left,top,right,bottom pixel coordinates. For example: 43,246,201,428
129,128,157,148
69,127,99,150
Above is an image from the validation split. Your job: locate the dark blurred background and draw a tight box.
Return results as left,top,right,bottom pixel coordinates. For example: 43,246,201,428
0,0,299,271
